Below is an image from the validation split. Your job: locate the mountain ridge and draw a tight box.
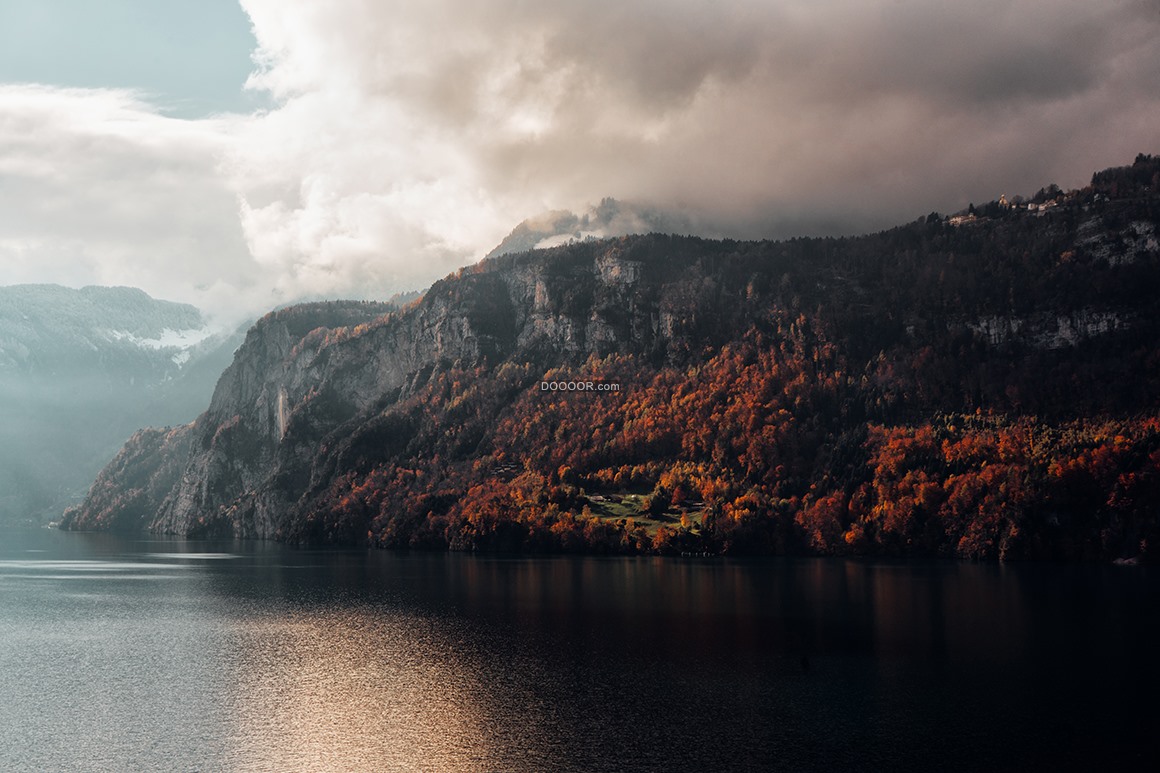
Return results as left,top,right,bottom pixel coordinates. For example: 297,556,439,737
62,154,1160,561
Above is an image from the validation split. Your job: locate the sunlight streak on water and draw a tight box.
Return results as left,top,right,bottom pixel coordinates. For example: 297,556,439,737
221,608,525,772
0,574,187,581
0,529,1155,772
148,553,241,560
0,560,185,572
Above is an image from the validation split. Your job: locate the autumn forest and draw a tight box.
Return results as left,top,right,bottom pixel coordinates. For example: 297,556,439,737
67,155,1160,563
272,156,1160,562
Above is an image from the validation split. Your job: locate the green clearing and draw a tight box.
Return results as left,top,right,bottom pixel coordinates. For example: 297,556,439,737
584,493,704,536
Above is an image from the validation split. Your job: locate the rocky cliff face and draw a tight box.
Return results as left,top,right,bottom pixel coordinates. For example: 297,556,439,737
61,241,736,537
62,155,1160,544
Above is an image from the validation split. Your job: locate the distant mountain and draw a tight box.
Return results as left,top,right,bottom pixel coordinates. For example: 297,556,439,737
64,155,1160,562
486,197,695,259
0,285,246,525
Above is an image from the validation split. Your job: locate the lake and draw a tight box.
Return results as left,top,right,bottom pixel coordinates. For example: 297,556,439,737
0,528,1155,771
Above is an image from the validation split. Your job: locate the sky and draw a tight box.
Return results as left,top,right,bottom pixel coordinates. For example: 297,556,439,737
0,0,1157,325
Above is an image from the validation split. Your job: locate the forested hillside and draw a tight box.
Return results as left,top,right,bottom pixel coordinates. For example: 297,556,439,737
64,155,1160,562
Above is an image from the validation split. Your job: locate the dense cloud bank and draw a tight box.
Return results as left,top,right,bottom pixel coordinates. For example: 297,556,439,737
2,1,1158,321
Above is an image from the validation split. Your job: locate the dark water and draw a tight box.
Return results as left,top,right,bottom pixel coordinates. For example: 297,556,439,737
0,529,1155,772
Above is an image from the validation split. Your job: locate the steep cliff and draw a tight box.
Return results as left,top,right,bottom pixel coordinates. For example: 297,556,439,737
63,246,701,536
63,156,1160,559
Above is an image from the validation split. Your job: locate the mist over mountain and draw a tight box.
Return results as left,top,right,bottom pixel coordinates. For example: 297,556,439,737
486,198,698,260
0,285,245,525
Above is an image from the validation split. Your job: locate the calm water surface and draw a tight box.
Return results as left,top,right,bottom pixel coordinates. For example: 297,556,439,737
0,528,1155,772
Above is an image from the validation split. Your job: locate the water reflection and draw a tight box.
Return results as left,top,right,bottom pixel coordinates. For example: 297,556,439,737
0,530,1155,772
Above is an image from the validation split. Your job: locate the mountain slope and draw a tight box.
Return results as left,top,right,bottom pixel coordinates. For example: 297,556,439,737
63,155,1160,561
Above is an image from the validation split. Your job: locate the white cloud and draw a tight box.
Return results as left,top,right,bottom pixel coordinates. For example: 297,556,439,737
0,85,258,324
2,1,1159,323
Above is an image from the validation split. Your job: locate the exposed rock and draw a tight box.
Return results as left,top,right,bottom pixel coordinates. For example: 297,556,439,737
61,156,1160,542
965,309,1126,349
61,242,727,538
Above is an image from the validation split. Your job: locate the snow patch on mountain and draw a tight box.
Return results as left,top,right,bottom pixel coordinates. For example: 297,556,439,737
102,325,217,353
487,198,697,260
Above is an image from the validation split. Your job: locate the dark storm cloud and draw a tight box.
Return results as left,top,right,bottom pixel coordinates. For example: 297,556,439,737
251,0,1153,238
4,1,1158,320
